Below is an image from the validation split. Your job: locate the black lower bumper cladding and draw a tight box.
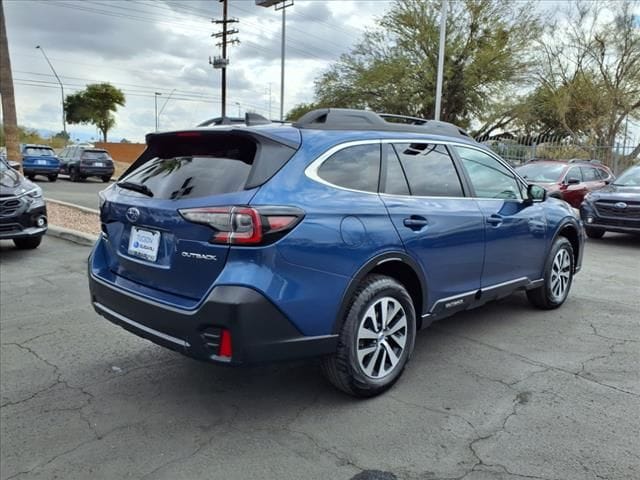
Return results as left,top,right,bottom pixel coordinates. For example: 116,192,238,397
89,272,338,365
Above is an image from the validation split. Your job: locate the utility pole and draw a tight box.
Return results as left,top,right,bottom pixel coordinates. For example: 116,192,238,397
211,0,239,118
434,0,448,121
154,92,161,132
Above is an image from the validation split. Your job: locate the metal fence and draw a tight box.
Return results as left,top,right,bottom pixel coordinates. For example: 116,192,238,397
475,135,639,174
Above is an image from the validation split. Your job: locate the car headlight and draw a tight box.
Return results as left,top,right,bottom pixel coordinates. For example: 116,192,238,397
25,186,43,199
22,186,45,209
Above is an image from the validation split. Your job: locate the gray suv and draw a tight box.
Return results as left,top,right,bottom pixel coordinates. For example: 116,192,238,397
59,145,114,182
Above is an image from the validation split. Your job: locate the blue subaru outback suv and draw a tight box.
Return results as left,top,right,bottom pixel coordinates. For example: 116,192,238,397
89,109,584,397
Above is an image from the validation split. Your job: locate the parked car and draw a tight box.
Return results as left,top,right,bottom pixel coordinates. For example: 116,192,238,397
580,165,640,238
21,144,61,182
0,157,47,249
59,145,115,182
88,109,584,397
515,159,614,208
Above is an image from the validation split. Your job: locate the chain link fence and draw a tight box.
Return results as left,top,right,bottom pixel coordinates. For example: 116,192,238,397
476,135,640,174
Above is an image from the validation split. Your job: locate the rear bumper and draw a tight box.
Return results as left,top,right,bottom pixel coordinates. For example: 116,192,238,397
80,167,114,177
88,269,338,365
23,166,59,175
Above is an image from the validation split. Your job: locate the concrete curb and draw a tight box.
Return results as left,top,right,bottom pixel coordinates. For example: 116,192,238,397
47,225,98,247
46,197,100,215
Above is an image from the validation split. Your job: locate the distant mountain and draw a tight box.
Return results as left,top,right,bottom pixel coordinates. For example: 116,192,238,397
34,128,95,143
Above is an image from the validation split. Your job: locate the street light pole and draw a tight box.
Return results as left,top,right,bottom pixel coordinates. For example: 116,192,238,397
256,0,293,121
154,92,161,132
36,45,66,136
434,0,448,121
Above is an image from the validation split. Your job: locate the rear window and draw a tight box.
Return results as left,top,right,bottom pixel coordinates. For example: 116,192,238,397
82,150,110,160
121,135,257,200
24,147,54,156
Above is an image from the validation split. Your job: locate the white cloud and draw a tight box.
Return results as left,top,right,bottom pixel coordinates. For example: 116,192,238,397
3,0,391,142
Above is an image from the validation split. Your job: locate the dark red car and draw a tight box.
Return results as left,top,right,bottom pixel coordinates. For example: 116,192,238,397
516,160,614,208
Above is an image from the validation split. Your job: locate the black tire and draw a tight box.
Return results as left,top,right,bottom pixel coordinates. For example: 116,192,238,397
13,236,42,250
70,167,79,182
101,175,111,183
585,227,605,239
48,174,58,182
27,175,35,181
321,274,416,397
527,236,574,310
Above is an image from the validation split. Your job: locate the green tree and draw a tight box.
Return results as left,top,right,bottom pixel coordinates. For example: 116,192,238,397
65,83,125,142
533,0,640,166
289,0,544,132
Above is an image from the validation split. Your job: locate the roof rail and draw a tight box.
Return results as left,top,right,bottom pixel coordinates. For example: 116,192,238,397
292,108,471,139
568,158,602,164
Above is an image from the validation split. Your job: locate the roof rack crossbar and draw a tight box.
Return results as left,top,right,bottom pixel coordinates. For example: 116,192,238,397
292,108,471,139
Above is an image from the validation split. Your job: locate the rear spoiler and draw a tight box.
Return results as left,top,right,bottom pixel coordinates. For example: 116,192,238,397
121,129,301,189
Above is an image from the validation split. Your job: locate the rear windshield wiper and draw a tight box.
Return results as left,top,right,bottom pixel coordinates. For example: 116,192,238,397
117,181,154,197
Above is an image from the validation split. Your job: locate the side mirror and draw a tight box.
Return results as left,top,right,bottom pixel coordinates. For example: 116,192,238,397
8,161,21,171
566,177,580,185
527,184,547,203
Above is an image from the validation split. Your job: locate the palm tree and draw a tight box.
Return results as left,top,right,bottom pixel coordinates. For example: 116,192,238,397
0,0,19,166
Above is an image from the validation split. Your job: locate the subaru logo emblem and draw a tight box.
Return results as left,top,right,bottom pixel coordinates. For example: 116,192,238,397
614,202,628,209
126,207,140,223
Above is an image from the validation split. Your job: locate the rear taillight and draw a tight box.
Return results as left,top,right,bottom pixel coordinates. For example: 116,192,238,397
179,206,304,245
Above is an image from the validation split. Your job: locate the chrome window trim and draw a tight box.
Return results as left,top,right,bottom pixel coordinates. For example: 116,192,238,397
304,138,529,199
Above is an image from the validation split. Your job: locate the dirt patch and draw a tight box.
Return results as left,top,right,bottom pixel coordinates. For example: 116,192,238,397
47,202,100,236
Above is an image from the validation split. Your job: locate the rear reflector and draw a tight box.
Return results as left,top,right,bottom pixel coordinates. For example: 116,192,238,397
219,329,232,358
175,131,202,137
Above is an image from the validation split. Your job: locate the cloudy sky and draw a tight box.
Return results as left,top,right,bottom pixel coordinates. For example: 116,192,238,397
4,0,393,143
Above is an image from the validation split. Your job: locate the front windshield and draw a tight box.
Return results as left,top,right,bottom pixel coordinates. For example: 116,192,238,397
24,147,55,156
613,167,640,186
516,163,565,182
0,159,8,173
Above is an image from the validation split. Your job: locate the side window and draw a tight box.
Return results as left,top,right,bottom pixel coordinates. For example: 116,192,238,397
382,144,410,195
393,143,464,197
565,167,583,183
453,146,522,200
317,144,380,192
581,167,598,181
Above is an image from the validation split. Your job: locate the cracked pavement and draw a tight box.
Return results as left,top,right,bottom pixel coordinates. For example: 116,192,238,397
1,234,639,480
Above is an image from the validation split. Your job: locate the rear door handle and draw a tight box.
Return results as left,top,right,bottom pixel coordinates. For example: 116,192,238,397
486,214,503,227
403,217,429,230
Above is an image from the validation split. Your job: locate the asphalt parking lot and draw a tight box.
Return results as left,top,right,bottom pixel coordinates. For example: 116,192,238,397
1,234,639,480
38,176,105,210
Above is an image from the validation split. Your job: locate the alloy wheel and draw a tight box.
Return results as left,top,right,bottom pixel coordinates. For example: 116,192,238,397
550,248,571,302
356,296,408,379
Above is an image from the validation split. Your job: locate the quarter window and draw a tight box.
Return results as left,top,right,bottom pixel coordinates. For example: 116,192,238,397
393,143,464,197
317,144,380,192
454,146,522,200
